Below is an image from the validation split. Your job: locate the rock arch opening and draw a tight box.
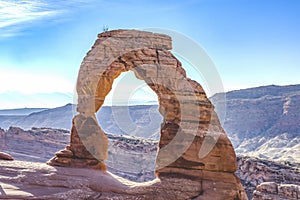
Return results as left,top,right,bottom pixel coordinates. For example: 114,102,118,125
97,71,162,182
97,71,162,139
48,29,247,199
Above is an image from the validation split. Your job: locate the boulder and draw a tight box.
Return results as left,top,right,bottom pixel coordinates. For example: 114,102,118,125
0,152,13,160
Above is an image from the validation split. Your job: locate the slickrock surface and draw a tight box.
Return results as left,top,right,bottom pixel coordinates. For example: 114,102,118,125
253,182,300,200
0,127,69,162
47,29,246,199
0,160,240,200
1,127,299,199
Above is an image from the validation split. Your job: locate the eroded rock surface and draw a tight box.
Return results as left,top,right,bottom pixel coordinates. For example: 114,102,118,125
236,156,300,199
1,127,299,199
253,182,300,200
0,152,13,160
211,85,300,164
47,29,246,199
0,160,241,200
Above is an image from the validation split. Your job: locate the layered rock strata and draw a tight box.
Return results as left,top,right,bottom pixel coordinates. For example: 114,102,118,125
237,156,300,198
48,29,247,199
253,182,300,200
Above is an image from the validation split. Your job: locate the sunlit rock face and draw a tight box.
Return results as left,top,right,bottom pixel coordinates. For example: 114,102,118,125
48,29,247,199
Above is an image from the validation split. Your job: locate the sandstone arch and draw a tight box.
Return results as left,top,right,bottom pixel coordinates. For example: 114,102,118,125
48,30,247,199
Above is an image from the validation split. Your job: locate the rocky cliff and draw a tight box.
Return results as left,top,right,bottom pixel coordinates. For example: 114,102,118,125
236,156,300,198
211,84,300,163
253,182,300,199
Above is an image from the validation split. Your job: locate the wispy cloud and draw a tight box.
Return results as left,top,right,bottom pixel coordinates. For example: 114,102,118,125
0,0,94,37
0,0,58,37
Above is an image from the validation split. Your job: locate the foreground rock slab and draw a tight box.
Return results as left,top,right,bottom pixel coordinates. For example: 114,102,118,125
0,160,246,199
3,126,300,199
0,152,13,161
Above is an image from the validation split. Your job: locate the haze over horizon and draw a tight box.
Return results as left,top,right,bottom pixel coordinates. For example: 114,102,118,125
0,0,299,109
0,83,299,110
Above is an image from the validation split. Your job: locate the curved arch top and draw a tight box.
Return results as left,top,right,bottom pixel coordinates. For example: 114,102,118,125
76,30,172,113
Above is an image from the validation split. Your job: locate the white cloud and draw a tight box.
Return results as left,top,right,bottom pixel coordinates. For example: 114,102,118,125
0,0,95,37
0,0,59,36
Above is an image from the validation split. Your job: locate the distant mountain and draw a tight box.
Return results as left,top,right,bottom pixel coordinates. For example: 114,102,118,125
0,91,73,109
0,104,74,130
0,104,162,140
98,105,161,139
14,103,76,130
0,115,25,130
216,84,300,100
0,108,47,116
211,84,300,163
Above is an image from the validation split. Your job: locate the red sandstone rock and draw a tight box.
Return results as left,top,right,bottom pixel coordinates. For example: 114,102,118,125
47,29,247,199
253,182,300,200
0,152,13,160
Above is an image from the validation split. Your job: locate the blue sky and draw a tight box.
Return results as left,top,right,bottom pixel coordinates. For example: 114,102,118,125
0,0,300,108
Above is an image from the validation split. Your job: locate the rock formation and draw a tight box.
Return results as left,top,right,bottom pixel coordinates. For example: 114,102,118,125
48,29,247,199
253,182,300,200
0,128,13,160
1,127,300,199
0,152,13,160
236,156,300,199
0,160,244,200
211,84,300,164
